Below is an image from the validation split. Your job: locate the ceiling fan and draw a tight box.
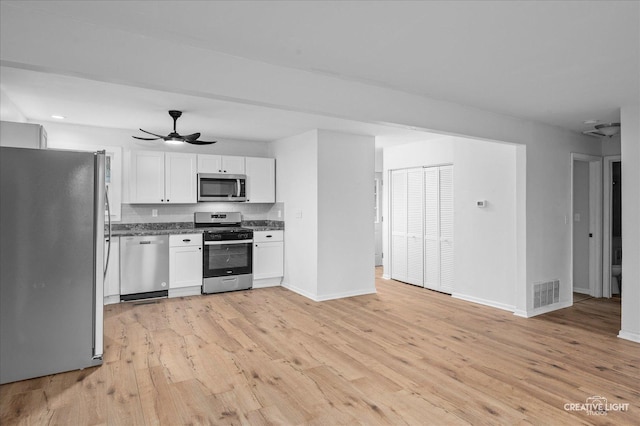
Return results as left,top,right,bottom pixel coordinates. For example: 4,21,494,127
582,122,620,138
132,110,216,145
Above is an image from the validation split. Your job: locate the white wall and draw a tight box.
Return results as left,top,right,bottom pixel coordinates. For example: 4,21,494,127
601,134,622,157
451,138,517,311
317,130,375,300
619,105,640,342
271,129,376,301
270,130,319,299
521,127,601,316
0,89,27,123
383,137,518,312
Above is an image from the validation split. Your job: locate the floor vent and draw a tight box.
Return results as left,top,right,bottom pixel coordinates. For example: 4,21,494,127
533,280,560,308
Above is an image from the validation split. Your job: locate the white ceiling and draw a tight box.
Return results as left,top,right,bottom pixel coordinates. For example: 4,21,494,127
1,1,638,140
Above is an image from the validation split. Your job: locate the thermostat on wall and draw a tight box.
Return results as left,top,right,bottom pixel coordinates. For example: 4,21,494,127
476,200,487,208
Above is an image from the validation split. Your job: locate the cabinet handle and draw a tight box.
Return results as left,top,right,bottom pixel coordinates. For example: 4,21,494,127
183,239,191,242
266,235,272,238
218,169,222,172
167,199,170,202
224,170,227,173
161,199,164,202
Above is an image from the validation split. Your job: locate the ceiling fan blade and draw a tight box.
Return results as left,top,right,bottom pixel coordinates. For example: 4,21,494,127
133,136,162,140
186,139,217,145
182,132,201,140
139,128,166,138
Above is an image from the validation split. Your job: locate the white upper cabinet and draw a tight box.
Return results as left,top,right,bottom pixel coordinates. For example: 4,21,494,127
129,150,197,204
130,150,165,203
245,157,275,203
197,154,245,174
165,153,197,203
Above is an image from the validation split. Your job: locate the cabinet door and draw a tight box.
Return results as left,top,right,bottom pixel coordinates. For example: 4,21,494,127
253,241,284,280
222,156,245,174
169,246,203,289
104,237,120,301
197,154,222,173
245,157,275,203
130,150,165,203
165,153,197,203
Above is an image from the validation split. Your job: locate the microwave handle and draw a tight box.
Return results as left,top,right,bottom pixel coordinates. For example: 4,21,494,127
236,179,241,197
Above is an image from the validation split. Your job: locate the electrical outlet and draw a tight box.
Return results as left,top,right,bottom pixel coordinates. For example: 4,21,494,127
277,210,282,218
152,209,158,217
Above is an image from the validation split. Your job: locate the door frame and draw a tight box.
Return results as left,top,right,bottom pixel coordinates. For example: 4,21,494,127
570,153,603,299
602,155,621,298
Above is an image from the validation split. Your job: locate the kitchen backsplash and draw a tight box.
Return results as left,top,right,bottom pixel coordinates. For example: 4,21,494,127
119,202,284,224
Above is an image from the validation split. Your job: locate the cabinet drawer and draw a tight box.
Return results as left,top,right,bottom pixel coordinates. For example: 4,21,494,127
169,233,202,247
253,230,283,243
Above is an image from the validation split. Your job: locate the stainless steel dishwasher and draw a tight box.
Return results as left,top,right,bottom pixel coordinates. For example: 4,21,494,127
120,235,169,301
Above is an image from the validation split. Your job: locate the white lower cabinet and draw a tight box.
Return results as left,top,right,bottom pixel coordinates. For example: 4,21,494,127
169,234,203,297
104,237,120,305
253,230,284,288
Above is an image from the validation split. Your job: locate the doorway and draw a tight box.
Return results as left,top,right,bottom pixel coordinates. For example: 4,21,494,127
570,153,602,299
603,156,622,298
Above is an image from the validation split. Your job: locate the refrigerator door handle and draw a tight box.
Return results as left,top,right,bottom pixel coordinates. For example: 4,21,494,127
104,185,112,280
93,151,106,360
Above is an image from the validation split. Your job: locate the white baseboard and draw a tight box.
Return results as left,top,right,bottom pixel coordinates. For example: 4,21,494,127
451,293,515,313
573,287,591,295
381,274,391,280
315,287,377,302
513,309,528,318
252,277,282,289
281,282,376,302
618,330,640,344
104,295,120,305
514,301,573,318
168,286,202,298
281,282,318,301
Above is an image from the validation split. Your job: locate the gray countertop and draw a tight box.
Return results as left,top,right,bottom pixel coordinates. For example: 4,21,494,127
109,221,284,237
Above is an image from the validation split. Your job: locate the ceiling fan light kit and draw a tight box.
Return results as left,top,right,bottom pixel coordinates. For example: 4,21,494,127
582,122,620,138
132,110,217,145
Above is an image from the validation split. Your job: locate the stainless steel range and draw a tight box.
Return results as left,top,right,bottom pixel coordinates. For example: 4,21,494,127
195,212,253,294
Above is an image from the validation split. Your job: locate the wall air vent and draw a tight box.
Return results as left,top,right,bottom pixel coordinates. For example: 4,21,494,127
533,280,560,308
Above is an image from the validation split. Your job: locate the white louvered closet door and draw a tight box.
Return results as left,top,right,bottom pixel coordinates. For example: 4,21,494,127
391,170,408,282
423,168,440,291
439,166,454,293
406,169,424,286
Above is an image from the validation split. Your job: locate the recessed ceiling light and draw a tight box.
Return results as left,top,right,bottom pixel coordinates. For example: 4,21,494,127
583,119,599,125
51,115,65,120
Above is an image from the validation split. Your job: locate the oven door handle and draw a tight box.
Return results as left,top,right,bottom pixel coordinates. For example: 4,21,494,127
236,179,241,197
205,239,253,246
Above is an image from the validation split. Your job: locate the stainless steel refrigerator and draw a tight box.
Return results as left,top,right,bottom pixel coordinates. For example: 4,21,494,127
0,146,106,384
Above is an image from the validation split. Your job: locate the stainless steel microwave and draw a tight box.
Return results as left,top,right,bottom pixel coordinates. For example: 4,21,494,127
198,173,246,202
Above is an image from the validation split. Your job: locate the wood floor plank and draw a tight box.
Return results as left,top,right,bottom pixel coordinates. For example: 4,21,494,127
1,268,638,425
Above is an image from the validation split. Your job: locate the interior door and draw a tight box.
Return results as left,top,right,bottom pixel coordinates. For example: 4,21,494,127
406,169,424,286
391,170,408,282
423,167,440,291
439,166,454,293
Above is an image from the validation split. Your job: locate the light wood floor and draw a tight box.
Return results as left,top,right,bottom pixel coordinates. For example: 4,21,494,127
2,269,638,425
